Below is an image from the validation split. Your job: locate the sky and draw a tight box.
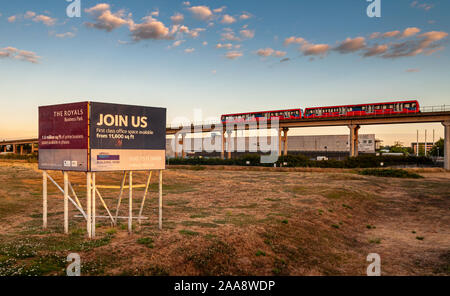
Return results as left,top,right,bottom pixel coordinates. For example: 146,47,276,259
0,0,449,145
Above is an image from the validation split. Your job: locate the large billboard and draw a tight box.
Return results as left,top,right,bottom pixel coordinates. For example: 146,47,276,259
38,102,166,171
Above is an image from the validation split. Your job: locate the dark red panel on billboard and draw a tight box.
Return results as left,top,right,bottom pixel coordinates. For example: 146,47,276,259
39,102,89,149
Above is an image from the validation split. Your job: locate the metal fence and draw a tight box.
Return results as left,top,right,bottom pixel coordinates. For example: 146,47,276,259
166,105,450,129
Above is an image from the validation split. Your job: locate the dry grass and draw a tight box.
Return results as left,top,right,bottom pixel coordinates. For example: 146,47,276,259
0,160,449,275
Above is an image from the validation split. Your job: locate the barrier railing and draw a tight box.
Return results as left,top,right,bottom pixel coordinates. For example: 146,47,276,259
166,105,450,129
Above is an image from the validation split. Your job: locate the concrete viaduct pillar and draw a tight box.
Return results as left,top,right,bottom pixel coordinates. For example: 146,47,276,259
221,130,225,159
348,124,360,157
227,130,232,159
443,121,450,171
282,128,289,156
181,133,186,159
174,134,179,158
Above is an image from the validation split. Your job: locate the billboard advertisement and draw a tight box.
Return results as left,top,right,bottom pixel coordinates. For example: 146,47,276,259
89,102,166,171
38,101,166,172
38,102,89,171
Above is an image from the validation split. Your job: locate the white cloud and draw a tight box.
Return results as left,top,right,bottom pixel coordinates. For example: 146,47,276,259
334,37,366,54
216,43,233,49
184,47,195,53
240,29,255,39
33,14,57,26
225,51,243,59
213,6,226,13
187,5,213,20
85,3,131,32
221,14,236,24
300,43,330,57
130,16,172,41
54,32,76,38
0,46,41,63
7,15,17,23
221,31,241,42
239,13,251,20
171,12,184,24
284,36,305,46
256,48,286,57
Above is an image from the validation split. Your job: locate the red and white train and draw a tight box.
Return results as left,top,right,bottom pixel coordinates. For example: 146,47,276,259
221,100,419,123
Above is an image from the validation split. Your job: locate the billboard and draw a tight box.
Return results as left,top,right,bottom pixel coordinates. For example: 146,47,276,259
39,102,166,171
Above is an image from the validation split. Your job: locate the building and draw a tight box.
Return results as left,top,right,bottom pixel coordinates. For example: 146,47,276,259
411,142,434,155
166,134,376,159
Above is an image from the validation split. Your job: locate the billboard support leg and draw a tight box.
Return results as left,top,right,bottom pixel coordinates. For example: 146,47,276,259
95,188,115,225
43,171,47,229
159,170,163,230
64,171,69,234
114,171,127,226
128,171,133,234
92,172,96,238
87,172,92,239
138,171,152,225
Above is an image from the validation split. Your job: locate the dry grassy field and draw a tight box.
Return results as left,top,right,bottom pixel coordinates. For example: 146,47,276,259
0,160,449,276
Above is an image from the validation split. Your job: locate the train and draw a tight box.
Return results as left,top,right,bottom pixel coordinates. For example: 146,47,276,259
221,100,419,123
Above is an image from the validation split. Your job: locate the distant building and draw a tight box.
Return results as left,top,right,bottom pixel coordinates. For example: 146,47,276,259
166,134,376,159
411,142,434,155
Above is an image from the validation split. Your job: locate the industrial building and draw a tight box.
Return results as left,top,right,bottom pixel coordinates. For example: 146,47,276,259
166,134,376,159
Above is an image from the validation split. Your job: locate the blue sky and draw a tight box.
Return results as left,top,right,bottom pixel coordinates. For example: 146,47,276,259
0,0,449,144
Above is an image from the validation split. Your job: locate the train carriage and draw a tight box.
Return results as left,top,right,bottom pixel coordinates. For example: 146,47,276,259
303,100,420,118
221,108,303,124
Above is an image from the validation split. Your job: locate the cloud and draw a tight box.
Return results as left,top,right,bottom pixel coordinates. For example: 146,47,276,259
151,10,159,17
130,16,172,41
7,15,17,23
221,31,241,42
54,32,76,38
187,6,213,20
171,13,184,24
168,40,185,48
406,68,420,72
239,13,251,20
256,48,286,57
202,41,208,46
300,43,330,57
284,36,305,46
240,29,255,39
0,47,41,63
411,1,434,11
381,31,448,58
225,51,243,59
85,3,131,32
184,48,195,53
363,44,388,57
280,57,290,63
182,1,190,6
216,43,233,49
33,14,57,26
211,69,217,74
24,11,36,19
187,28,205,38
221,14,236,24
400,27,421,38
213,6,226,13
334,37,366,53
382,30,400,38
369,32,380,39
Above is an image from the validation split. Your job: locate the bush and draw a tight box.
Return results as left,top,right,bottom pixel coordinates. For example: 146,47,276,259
167,153,434,169
358,168,423,179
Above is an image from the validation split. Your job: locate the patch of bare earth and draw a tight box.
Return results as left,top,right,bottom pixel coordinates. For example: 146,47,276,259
0,160,448,275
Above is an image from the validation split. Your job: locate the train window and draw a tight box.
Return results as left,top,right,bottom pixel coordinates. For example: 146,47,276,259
412,103,416,108
375,105,380,110
383,105,387,109
405,103,410,108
